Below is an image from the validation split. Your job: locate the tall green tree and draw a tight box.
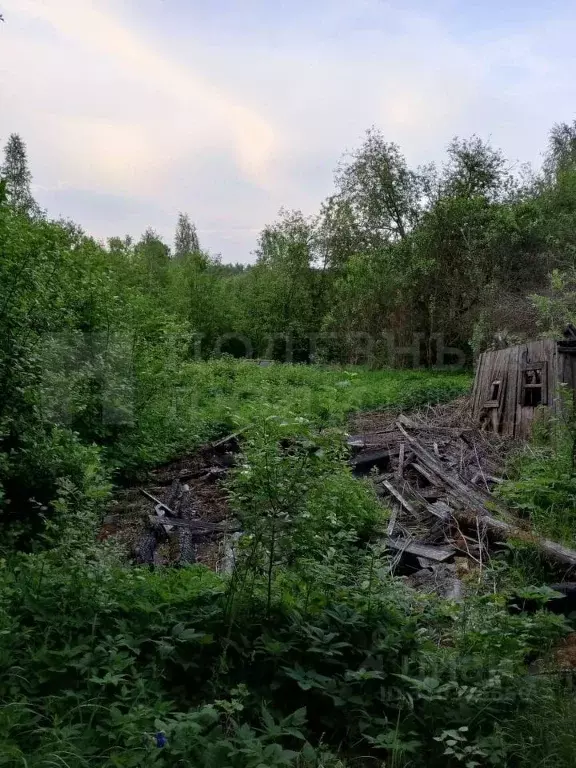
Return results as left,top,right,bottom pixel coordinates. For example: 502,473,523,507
335,128,421,245
134,228,170,294
544,121,576,181
241,210,321,359
1,133,37,214
442,135,509,200
174,212,200,258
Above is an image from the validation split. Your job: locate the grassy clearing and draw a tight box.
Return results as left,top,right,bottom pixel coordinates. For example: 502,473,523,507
116,359,472,471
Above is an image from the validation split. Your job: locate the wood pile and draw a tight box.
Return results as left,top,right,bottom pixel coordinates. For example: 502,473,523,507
103,432,241,569
348,399,576,578
103,396,576,589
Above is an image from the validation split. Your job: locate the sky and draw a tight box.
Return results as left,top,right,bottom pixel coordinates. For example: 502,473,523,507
1,0,575,263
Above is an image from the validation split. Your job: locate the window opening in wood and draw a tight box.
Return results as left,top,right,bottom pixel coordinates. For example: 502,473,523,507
490,381,500,402
521,365,545,407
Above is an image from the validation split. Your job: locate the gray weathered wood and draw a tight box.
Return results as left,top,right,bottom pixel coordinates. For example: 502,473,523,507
411,461,438,485
139,488,177,517
473,338,566,439
399,422,576,568
385,538,456,562
396,423,501,515
428,500,453,522
380,480,418,518
472,514,576,569
397,442,406,478
386,506,398,537
148,515,240,532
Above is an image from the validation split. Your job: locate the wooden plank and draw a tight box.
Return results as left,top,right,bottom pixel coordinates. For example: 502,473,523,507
471,351,483,416
429,500,453,521
495,348,509,434
140,489,178,534
550,338,559,415
477,348,507,432
139,488,176,516
545,339,557,407
148,515,240,532
411,461,437,485
386,538,456,562
380,480,418,518
472,350,487,419
482,349,494,416
515,340,554,439
473,346,518,434
476,350,490,418
515,344,527,439
507,344,521,438
418,487,445,500
347,430,404,447
397,423,507,516
397,442,406,478
386,506,398,537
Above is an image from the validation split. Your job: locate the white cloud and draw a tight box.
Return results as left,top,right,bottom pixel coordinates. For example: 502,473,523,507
1,0,575,261
1,0,279,191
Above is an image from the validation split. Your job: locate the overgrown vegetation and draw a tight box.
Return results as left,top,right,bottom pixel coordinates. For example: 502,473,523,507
498,403,576,547
3,122,576,766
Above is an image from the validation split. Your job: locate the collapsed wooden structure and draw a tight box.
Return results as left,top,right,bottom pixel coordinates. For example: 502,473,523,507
103,389,576,601
349,400,576,583
471,326,576,439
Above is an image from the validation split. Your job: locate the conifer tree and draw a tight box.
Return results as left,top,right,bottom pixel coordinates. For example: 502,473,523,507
1,133,36,214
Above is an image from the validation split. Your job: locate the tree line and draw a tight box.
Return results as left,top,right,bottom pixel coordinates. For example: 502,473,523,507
3,123,576,375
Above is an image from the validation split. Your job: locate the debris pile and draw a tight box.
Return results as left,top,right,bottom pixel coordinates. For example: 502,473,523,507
102,432,240,570
103,397,576,590
348,397,576,589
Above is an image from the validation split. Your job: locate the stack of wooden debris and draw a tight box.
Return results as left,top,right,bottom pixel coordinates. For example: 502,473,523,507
104,397,576,585
348,399,576,577
103,432,242,569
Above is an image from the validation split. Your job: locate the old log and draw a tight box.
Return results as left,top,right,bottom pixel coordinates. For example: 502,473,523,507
474,514,576,569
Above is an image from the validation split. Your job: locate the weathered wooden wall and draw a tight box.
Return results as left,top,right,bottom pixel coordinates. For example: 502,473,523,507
472,339,563,439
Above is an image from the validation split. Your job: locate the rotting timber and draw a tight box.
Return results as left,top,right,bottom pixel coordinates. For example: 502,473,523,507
103,396,576,596
348,398,576,589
